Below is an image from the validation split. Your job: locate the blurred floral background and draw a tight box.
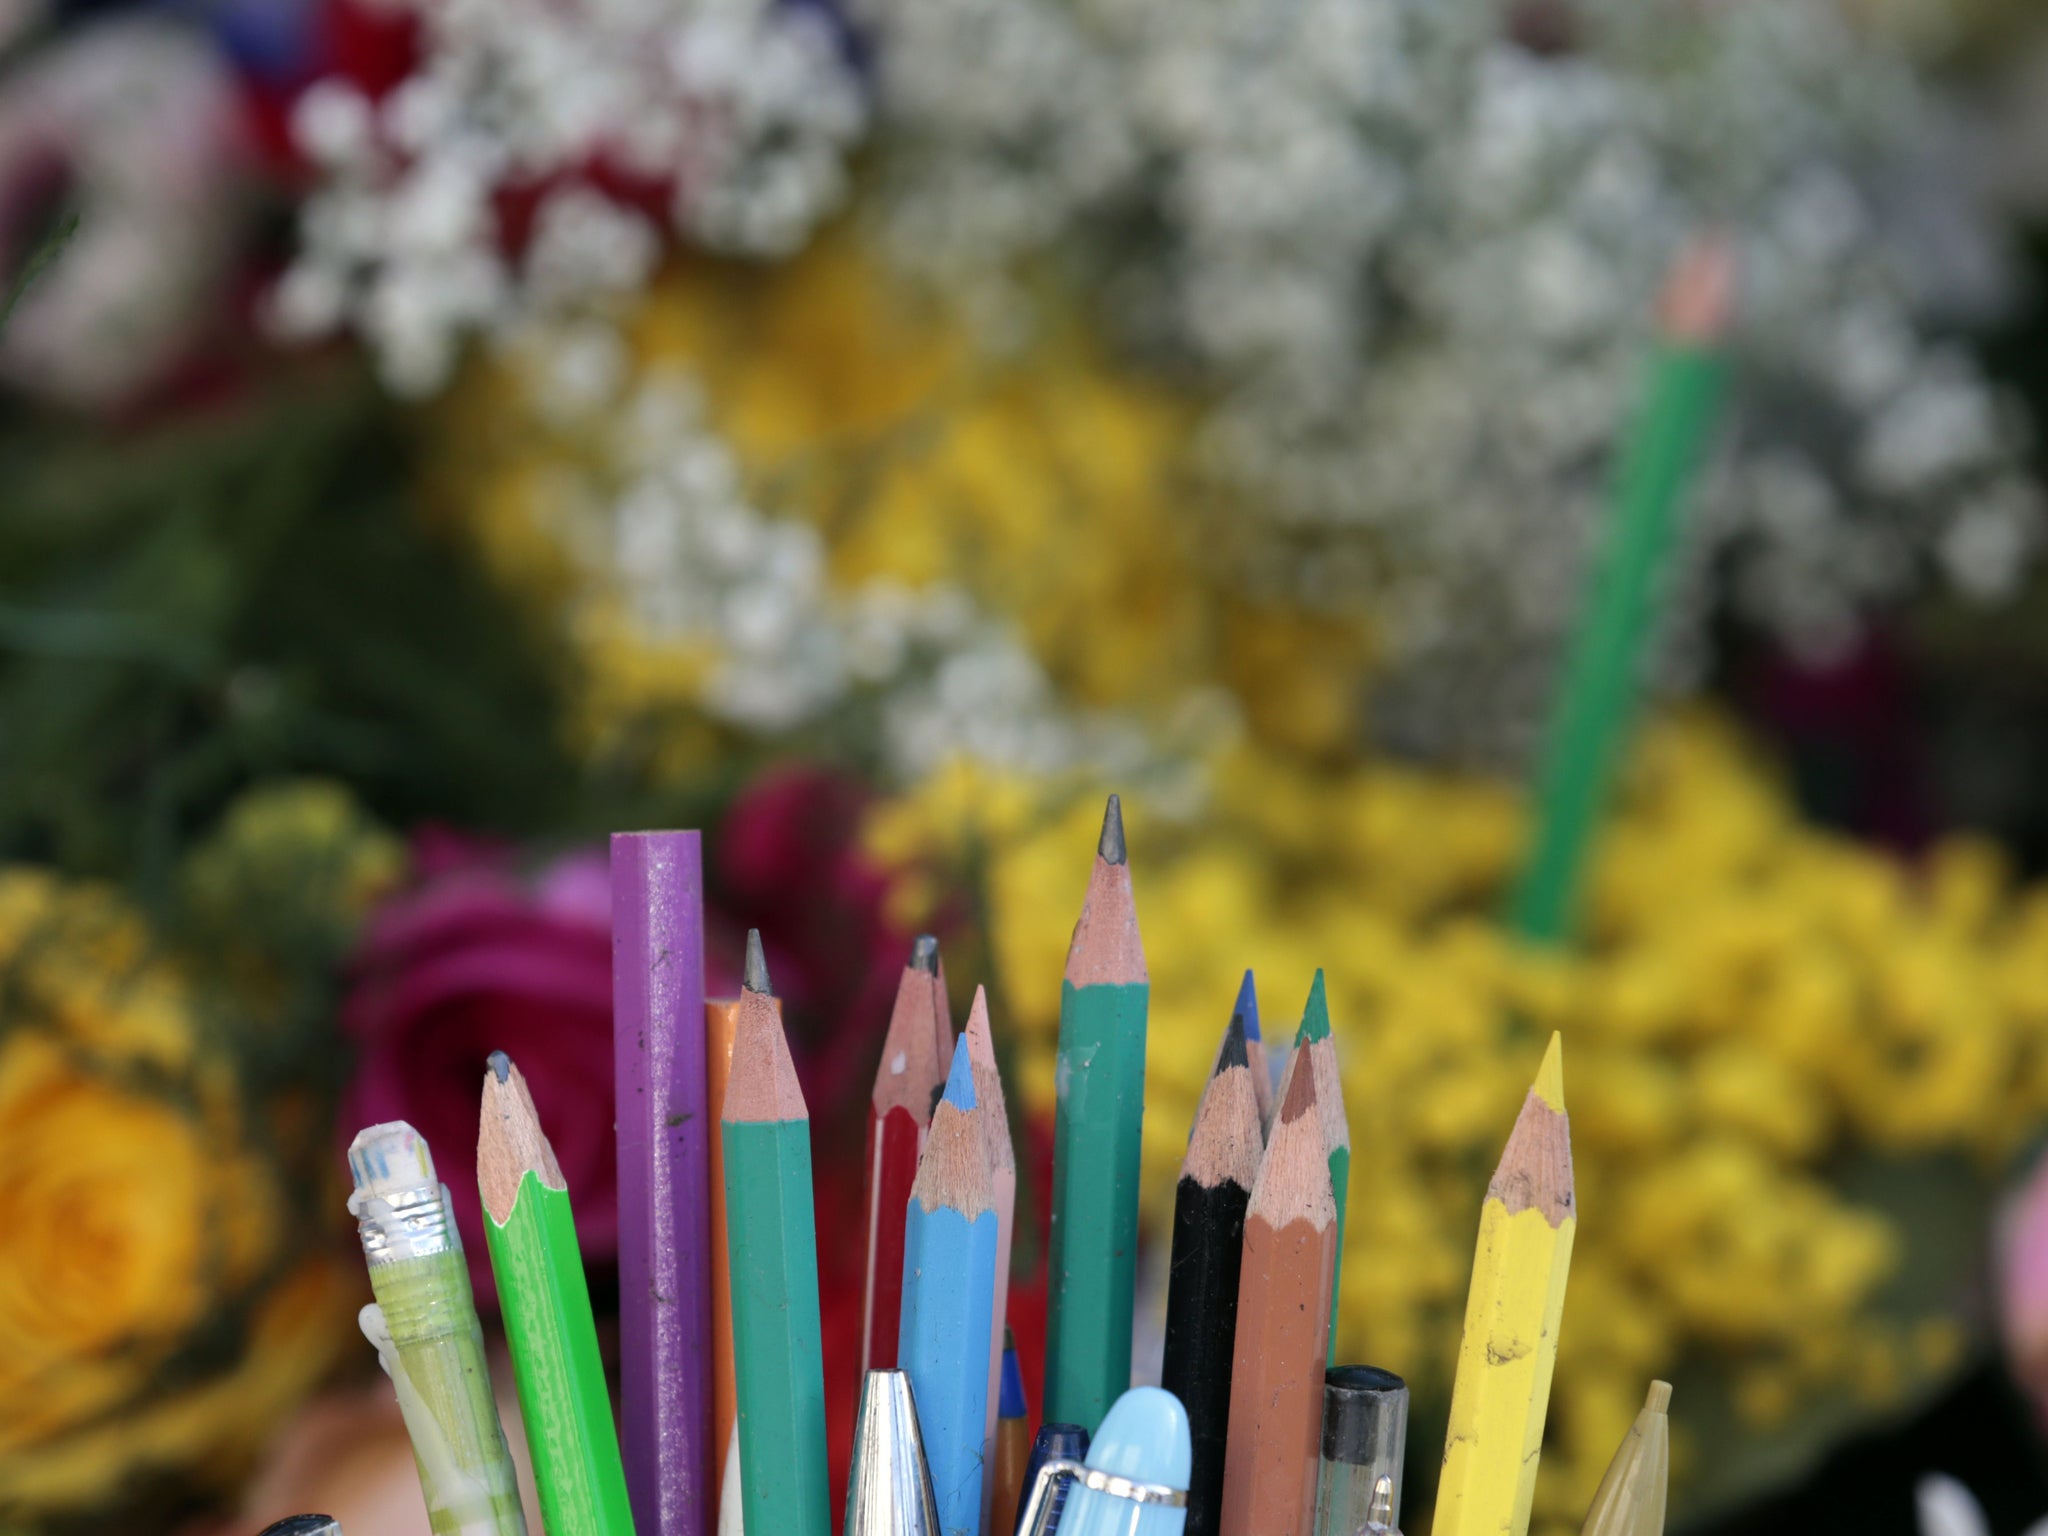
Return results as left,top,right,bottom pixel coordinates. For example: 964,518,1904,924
12,0,2048,1528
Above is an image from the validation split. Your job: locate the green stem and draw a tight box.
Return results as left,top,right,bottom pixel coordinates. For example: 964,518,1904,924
1510,344,1727,947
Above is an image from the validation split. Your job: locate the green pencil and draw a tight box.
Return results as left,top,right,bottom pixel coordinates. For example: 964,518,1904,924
1045,793,1149,1432
1290,971,1352,1359
721,958,831,1536
1511,238,1735,946
478,1052,632,1536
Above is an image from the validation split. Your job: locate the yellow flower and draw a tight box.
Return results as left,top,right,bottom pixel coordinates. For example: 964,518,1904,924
865,710,2048,1520
0,870,297,1507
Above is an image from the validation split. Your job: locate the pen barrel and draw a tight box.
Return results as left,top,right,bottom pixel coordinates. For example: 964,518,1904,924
366,1247,527,1536
1314,1367,1407,1536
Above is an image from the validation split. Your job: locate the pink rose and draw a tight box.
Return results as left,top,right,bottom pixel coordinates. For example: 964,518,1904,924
340,834,614,1293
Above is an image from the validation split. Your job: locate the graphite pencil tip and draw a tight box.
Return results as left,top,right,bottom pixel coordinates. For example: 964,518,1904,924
744,928,770,993
911,933,940,974
487,1049,511,1082
1098,793,1127,865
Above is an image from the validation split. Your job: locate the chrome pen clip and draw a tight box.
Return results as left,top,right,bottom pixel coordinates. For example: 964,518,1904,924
1016,1457,1189,1536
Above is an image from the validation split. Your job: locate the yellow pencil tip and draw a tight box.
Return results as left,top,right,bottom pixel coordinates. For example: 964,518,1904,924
1533,1032,1565,1110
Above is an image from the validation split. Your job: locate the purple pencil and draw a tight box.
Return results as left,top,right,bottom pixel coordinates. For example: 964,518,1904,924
613,831,713,1536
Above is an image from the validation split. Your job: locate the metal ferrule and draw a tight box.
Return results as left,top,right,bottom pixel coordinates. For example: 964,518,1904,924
1017,1458,1189,1535
348,1179,456,1266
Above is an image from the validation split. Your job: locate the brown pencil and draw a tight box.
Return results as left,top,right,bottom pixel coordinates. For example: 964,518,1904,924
1218,1056,1335,1536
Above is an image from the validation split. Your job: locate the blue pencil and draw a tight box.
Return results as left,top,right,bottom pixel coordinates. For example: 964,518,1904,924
900,1036,1000,1536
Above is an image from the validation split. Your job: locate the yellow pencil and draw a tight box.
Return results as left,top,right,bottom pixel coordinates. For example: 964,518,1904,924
1431,1032,1575,1536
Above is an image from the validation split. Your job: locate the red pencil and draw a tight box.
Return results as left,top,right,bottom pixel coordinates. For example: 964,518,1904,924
860,934,950,1373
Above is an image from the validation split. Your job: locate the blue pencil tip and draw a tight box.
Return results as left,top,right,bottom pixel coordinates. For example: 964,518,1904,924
941,1034,977,1112
999,1342,1028,1419
1234,969,1260,1042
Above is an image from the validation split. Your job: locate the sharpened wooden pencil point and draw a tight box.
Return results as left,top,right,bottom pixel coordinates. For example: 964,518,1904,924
1098,793,1127,864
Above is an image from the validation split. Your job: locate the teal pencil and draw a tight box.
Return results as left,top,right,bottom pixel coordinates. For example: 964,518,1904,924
899,1036,999,1536
1047,794,1149,1432
722,971,832,1536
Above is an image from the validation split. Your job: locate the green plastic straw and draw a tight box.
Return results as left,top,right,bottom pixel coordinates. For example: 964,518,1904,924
1510,244,1733,946
348,1122,527,1536
480,1054,633,1536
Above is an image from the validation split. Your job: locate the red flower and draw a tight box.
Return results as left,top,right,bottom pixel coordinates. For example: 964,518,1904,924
340,834,616,1295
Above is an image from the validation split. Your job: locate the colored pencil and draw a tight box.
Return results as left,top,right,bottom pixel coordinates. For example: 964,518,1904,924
708,931,776,1505
346,1122,527,1536
1233,972,1272,1131
1431,1033,1576,1536
965,983,1019,1523
863,935,951,1375
1162,1012,1264,1536
1047,793,1150,1432
612,830,713,1536
991,1331,1031,1532
1285,973,1350,1359
1218,1061,1335,1536
1580,1382,1670,1536
1510,240,1734,944
930,937,956,1078
479,1052,633,1536
899,1035,1000,1536
722,955,831,1536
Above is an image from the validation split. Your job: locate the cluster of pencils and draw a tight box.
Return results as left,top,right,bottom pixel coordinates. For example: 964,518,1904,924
323,796,1674,1536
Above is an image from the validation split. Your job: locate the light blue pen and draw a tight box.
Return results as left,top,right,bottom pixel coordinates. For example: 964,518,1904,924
1019,1386,1192,1536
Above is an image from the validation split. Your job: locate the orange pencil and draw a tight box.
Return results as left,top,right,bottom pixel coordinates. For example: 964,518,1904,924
708,930,777,1503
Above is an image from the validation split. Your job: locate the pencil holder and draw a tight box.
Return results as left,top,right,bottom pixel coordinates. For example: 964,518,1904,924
1016,1457,1188,1536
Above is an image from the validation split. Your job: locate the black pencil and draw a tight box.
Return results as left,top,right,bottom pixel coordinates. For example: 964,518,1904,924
1161,1010,1266,1536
